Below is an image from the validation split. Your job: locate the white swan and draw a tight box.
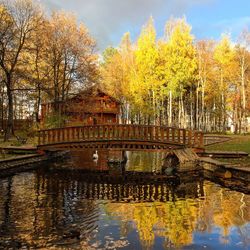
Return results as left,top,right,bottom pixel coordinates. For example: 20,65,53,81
93,150,98,160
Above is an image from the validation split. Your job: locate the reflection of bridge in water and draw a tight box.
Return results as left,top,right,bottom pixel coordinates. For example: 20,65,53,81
47,170,204,202
38,124,204,151
1,169,248,250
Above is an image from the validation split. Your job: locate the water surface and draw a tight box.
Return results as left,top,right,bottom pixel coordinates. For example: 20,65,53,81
0,151,249,249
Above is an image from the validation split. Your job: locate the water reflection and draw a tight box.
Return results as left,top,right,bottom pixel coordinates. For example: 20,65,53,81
61,150,166,173
0,168,249,249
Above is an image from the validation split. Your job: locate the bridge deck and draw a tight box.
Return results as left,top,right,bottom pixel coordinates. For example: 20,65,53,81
38,124,204,150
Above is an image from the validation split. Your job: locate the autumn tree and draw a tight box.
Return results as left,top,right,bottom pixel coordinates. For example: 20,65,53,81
134,17,160,124
0,0,42,140
101,17,250,133
214,34,236,132
162,17,197,127
234,30,250,133
101,33,135,123
41,11,98,107
196,40,216,131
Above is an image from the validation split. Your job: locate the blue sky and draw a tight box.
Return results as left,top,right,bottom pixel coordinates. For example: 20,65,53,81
41,0,250,51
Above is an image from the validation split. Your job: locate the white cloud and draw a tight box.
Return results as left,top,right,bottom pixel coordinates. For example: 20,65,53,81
39,0,212,50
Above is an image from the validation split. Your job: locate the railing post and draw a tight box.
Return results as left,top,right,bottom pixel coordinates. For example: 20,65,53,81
77,127,80,140
55,129,58,142
177,129,181,144
71,127,75,141
100,125,104,139
89,126,92,139
48,130,51,144
150,126,153,141
161,127,164,142
128,125,131,139
144,126,148,140
97,125,100,139
122,125,125,139
136,125,140,140
81,127,84,140
199,132,204,148
155,126,158,140
38,131,41,145
171,128,175,142
166,128,169,141
52,130,56,143
87,126,90,140
194,131,198,147
183,129,186,145
62,128,65,142
188,130,192,147
42,131,46,144
110,125,113,139
106,125,109,139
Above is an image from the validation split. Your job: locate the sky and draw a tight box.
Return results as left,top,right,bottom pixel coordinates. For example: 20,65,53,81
40,0,250,51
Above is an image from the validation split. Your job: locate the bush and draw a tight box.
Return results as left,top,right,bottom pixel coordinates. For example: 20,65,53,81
44,113,68,129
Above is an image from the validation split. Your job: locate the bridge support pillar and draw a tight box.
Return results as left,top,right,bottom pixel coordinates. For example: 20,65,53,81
107,150,127,175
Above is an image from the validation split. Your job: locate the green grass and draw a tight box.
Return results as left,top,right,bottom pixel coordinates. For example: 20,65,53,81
0,136,38,159
206,135,250,167
0,136,38,147
206,135,250,154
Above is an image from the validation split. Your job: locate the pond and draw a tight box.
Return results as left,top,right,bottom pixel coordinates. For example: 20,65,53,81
0,151,249,249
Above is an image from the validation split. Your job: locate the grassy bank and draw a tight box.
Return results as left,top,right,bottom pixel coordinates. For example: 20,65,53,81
206,135,250,154
0,137,38,159
206,135,250,167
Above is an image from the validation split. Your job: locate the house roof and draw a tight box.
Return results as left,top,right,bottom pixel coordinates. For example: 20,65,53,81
68,85,121,104
42,85,121,105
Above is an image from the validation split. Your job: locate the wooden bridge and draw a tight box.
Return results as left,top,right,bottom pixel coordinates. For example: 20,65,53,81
37,124,204,151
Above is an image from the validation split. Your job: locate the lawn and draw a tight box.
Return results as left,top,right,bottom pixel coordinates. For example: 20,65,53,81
205,135,250,167
206,134,250,154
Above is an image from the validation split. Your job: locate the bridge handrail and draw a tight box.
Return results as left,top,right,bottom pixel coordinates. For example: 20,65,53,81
38,124,204,149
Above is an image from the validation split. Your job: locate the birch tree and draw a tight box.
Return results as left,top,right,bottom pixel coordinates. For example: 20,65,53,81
214,35,235,132
163,17,197,127
134,17,160,124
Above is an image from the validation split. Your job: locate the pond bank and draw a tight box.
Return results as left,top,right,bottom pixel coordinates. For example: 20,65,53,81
199,157,250,193
0,151,69,177
0,145,249,193
200,157,250,179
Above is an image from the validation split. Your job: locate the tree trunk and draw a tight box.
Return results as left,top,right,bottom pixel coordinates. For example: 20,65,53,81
201,82,205,131
5,78,14,141
196,86,199,130
241,64,247,134
190,90,193,129
35,84,41,123
169,90,172,126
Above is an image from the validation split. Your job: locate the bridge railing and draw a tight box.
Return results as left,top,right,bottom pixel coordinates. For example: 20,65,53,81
38,124,204,148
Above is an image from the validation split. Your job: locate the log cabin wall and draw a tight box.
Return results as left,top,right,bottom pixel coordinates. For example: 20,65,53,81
40,88,120,127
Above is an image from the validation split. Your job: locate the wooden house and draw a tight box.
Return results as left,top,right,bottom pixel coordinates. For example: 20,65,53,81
40,87,121,126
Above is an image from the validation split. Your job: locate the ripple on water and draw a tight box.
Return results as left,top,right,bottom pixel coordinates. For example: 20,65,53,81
0,169,249,249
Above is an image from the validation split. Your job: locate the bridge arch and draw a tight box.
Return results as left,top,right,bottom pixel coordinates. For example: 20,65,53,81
37,124,204,151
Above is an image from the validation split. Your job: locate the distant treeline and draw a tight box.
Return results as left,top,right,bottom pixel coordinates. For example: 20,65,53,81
0,0,249,141
101,17,250,134
0,0,98,140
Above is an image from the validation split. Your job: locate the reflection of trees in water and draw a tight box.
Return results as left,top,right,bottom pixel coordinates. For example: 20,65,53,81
0,171,99,248
104,180,250,249
126,151,165,172
0,171,249,249
62,150,168,173
201,182,250,245
0,177,13,236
